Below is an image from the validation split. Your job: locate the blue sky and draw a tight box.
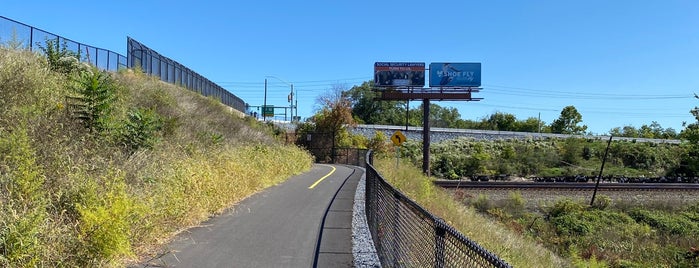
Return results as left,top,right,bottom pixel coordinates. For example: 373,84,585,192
2,1,698,134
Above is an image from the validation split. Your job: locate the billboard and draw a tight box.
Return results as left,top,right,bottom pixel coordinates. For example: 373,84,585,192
429,63,481,87
374,62,425,87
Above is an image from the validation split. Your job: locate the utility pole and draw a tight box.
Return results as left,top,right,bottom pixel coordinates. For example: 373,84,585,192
423,99,430,176
289,84,294,121
263,79,267,121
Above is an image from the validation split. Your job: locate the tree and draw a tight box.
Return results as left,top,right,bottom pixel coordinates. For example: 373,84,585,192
550,105,587,134
312,84,356,134
516,117,548,133
484,112,517,131
427,104,462,128
345,81,408,125
611,122,677,139
676,95,699,175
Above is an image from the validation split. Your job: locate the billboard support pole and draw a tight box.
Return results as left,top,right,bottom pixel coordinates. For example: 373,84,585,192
423,98,431,176
405,99,409,131
263,79,267,121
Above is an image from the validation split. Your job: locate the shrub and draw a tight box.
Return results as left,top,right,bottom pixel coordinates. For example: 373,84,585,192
548,199,585,218
552,213,592,236
67,67,118,132
37,38,81,74
121,108,163,152
628,209,699,236
75,174,137,265
591,195,612,210
472,194,492,213
504,191,526,217
0,208,45,267
0,128,47,267
368,131,392,154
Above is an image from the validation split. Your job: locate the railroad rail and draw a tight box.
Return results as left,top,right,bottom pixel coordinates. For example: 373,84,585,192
434,180,699,191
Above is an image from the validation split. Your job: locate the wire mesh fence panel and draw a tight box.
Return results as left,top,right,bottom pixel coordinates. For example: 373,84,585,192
365,151,512,268
333,148,368,167
0,16,127,71
127,37,246,113
0,17,31,49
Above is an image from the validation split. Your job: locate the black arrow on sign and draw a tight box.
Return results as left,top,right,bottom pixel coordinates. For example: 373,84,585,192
394,134,402,143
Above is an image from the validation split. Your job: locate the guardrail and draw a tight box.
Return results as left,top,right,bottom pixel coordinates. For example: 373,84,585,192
364,151,511,267
0,15,127,71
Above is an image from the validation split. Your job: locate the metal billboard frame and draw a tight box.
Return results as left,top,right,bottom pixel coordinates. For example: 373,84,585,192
373,62,483,175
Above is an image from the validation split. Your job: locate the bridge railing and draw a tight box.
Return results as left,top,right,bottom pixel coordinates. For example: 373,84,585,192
0,16,127,71
364,150,511,268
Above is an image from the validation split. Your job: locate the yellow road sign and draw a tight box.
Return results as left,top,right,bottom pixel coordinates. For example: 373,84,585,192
391,131,407,146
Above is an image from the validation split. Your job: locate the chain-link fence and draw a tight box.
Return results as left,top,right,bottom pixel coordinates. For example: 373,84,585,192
127,37,246,113
334,148,368,168
0,16,127,71
1,16,247,113
364,151,512,268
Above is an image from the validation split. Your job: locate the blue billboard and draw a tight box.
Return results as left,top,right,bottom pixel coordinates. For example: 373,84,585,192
429,63,481,87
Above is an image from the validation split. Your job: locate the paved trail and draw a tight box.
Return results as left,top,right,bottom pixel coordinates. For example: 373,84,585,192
137,164,356,268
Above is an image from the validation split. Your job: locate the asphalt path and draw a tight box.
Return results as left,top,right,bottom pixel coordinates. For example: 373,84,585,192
138,164,356,268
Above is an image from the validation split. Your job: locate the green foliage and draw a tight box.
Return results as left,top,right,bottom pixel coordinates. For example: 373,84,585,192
368,131,392,154
479,194,699,266
0,128,45,204
68,68,118,132
412,136,682,179
610,122,677,139
591,195,612,210
504,191,526,217
346,81,414,126
336,128,367,148
570,247,609,268
121,108,163,152
0,128,47,267
37,38,82,74
75,174,136,265
0,48,313,266
628,209,699,236
679,95,699,176
560,137,584,166
472,194,492,213
0,208,45,267
551,105,588,134
548,199,585,218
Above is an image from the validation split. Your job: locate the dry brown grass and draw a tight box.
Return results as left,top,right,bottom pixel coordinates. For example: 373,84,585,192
0,48,313,267
373,156,570,268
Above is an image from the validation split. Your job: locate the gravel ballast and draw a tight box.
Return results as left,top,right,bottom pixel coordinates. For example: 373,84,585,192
352,174,381,267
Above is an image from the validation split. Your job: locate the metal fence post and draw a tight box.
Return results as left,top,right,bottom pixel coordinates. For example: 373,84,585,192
435,219,446,268
29,26,33,51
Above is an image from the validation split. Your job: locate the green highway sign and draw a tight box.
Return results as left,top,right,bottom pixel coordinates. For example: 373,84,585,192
263,105,274,117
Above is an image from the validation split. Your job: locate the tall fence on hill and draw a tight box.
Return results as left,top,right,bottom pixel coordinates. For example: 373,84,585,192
127,37,246,113
0,16,247,113
0,16,127,71
364,151,511,267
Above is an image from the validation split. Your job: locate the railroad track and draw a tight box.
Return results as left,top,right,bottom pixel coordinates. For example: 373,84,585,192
433,180,699,191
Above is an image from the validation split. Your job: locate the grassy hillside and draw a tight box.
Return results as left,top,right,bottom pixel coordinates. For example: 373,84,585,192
373,156,569,268
0,47,312,266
